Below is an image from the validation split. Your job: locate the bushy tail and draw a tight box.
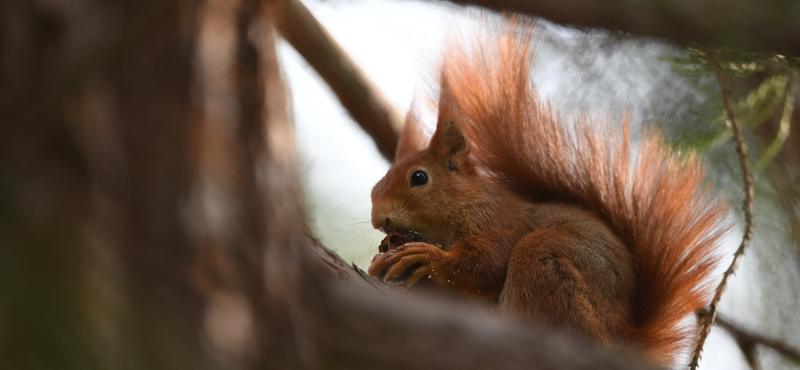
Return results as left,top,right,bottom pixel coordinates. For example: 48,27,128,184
427,19,729,365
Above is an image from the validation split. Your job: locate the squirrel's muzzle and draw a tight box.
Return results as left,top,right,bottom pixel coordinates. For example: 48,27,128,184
371,197,397,233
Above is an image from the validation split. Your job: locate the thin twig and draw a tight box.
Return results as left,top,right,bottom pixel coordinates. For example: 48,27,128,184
269,0,403,162
690,50,757,370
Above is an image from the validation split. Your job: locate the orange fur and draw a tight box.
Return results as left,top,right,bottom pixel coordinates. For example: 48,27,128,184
368,19,729,367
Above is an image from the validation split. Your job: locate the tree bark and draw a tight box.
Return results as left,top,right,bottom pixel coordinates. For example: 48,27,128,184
1,0,208,369
446,0,800,56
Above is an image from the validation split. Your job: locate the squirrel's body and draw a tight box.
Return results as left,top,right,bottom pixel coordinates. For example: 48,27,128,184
368,20,728,367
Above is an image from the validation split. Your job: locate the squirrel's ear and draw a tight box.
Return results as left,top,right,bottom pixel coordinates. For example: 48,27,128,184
429,120,469,172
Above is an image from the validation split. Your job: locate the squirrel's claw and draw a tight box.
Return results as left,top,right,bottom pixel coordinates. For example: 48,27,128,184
405,265,432,287
383,253,429,282
367,250,395,279
382,242,446,284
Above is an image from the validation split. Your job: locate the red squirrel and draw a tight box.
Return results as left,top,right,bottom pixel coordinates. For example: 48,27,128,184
367,20,729,366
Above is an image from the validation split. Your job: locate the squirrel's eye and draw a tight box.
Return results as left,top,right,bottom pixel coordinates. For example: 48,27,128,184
410,170,428,187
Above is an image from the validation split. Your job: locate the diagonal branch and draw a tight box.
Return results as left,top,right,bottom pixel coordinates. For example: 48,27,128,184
696,308,800,369
306,231,400,293
690,50,757,370
269,0,403,162
715,314,800,367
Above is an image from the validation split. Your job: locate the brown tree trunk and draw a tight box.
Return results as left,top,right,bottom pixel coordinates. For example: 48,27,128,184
1,0,208,368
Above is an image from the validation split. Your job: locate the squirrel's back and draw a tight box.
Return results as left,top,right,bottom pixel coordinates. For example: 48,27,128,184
408,19,729,364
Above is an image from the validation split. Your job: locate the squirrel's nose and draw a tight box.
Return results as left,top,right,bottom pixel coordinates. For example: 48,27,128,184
371,199,392,231
372,216,390,232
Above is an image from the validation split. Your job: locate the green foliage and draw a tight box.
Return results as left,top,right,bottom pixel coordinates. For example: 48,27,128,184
669,47,800,78
667,47,800,370
667,47,799,171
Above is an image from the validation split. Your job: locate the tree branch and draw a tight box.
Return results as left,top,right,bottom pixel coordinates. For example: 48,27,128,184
445,0,800,56
313,279,662,370
715,314,800,367
696,308,800,369
306,231,400,293
269,0,403,162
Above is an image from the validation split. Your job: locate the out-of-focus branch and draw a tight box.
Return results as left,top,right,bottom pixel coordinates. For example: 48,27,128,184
715,314,800,367
314,278,662,370
306,232,399,293
696,308,800,369
302,233,660,370
269,0,403,162
445,0,800,57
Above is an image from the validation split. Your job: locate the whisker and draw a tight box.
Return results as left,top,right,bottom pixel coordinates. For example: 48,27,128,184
339,220,373,228
416,218,432,233
354,229,384,268
321,187,370,198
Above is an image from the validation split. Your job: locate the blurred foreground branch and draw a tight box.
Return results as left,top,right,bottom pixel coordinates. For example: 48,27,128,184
446,0,800,56
696,308,800,370
269,0,403,162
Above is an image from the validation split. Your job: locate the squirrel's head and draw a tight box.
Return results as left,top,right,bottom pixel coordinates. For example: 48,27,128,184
371,120,476,246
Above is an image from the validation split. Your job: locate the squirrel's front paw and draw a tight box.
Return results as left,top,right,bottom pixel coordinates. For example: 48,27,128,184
369,231,434,285
367,250,396,280
384,242,447,287
367,249,421,286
